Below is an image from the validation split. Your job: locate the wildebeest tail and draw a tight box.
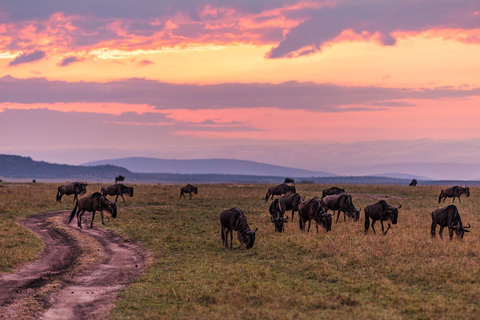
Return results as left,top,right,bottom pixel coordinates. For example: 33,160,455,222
69,201,78,223
438,191,443,203
265,191,270,202
364,209,369,233
56,188,61,202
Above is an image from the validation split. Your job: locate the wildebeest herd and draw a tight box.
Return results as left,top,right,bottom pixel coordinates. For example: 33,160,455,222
56,180,472,249
221,183,473,250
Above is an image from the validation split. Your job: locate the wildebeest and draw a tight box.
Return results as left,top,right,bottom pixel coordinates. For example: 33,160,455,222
297,198,333,233
220,207,258,250
321,186,345,198
101,184,134,206
115,175,125,183
265,183,296,202
56,182,88,203
180,184,198,199
321,194,360,223
69,192,117,229
269,198,288,232
409,179,417,186
438,186,470,203
364,200,401,235
431,205,471,240
284,178,295,185
279,193,304,222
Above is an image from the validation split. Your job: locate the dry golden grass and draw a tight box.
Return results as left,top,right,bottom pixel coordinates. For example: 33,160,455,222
1,182,480,319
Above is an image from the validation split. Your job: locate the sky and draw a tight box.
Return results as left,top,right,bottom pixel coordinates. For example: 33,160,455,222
1,0,480,178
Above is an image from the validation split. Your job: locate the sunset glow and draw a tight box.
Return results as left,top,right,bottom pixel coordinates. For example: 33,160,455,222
1,0,479,175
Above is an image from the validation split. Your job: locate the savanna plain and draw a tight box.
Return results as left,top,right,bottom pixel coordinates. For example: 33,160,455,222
1,182,480,319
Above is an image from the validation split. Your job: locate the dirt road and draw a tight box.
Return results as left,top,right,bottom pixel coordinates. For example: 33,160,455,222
0,211,149,319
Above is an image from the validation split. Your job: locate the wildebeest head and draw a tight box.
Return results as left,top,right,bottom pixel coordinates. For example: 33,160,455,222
316,211,333,232
387,204,401,225
102,198,117,219
242,228,258,249
452,223,471,239
271,212,288,233
349,208,361,222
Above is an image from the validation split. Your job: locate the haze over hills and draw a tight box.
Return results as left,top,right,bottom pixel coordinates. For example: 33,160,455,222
83,157,335,178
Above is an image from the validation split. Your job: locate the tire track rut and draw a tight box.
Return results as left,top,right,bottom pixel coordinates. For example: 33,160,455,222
0,211,149,319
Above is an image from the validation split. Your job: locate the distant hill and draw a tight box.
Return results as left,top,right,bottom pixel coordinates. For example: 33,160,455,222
83,157,335,177
0,154,131,179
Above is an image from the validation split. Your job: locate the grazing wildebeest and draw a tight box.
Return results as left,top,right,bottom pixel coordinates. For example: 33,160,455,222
220,208,258,250
101,184,134,206
56,182,88,203
269,198,288,232
438,186,470,203
115,175,125,183
321,186,345,198
265,183,296,202
409,179,418,186
284,178,295,185
298,198,333,233
69,192,117,229
321,194,360,223
364,200,401,235
431,205,471,240
180,184,198,199
279,193,304,222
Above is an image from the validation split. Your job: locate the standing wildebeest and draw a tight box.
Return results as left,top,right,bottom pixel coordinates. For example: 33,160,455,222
101,184,134,206
438,186,470,203
279,193,304,222
321,194,360,223
180,184,198,199
269,198,288,232
409,179,418,186
115,175,125,183
298,198,333,233
69,192,117,229
431,205,471,240
321,186,345,198
56,182,87,203
265,183,296,201
220,208,258,250
364,200,401,235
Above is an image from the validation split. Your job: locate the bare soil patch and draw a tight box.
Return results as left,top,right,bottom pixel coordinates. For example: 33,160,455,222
0,211,150,319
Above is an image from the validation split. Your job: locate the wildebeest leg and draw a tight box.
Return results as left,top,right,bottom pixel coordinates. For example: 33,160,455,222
364,215,370,234
371,220,376,235
315,220,319,233
458,196,461,203
78,210,85,228
307,219,311,233
344,210,347,222
189,193,192,199
101,211,105,225
380,220,385,234
73,193,78,203
230,230,233,249
448,227,454,241
431,222,437,238
383,223,391,236
90,210,96,228
291,210,295,222
120,194,128,206
439,226,444,239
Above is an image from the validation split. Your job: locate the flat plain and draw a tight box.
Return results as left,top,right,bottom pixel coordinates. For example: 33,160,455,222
1,182,480,319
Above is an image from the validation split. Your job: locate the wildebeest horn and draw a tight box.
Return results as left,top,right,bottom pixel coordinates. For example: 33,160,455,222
283,218,289,222
451,224,458,229
397,204,402,209
464,223,471,228
253,227,258,233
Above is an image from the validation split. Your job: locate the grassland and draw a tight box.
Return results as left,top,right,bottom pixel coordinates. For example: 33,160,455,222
1,182,480,319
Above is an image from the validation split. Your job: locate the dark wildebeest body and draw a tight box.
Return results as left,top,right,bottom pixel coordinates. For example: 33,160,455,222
409,179,418,186
321,194,360,223
265,183,296,201
438,186,470,203
322,186,345,198
220,208,258,250
56,182,87,203
269,198,288,232
364,200,401,235
297,198,333,233
115,175,125,183
101,184,134,206
431,205,471,240
69,192,117,228
279,193,304,222
180,184,198,199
